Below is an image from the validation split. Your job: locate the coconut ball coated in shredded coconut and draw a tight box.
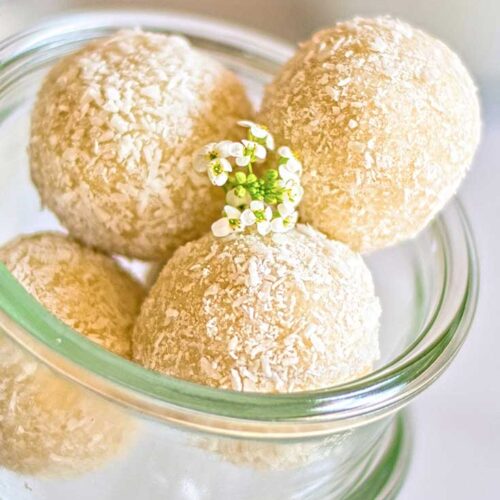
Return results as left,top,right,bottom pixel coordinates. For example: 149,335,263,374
133,224,380,392
0,232,145,477
257,16,480,252
199,431,349,471
30,30,253,260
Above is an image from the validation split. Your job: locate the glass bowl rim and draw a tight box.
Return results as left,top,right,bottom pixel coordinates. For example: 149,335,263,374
0,10,479,438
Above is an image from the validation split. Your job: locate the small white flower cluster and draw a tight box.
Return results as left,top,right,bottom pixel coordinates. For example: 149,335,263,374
193,121,304,238
193,121,273,185
193,140,236,187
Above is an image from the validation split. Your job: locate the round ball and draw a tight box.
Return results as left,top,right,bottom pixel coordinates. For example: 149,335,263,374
0,232,144,476
30,30,253,260
133,225,380,392
199,433,345,471
258,16,480,252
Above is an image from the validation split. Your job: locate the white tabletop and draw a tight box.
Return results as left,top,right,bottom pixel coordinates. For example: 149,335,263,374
400,89,500,499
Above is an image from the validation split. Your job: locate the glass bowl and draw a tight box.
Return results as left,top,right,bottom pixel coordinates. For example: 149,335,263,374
0,10,478,500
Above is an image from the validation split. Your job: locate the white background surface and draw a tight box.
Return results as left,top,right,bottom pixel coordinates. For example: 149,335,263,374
400,88,500,499
0,1,499,498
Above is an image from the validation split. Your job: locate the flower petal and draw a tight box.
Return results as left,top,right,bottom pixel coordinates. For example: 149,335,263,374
277,146,293,158
287,158,302,175
238,120,256,129
212,217,232,237
291,185,304,205
216,140,234,157
271,217,287,233
224,205,241,219
229,142,244,157
250,200,264,212
254,144,267,161
207,168,217,184
236,155,250,167
257,221,272,236
241,209,257,227
220,158,233,172
251,125,267,139
213,172,228,186
289,212,299,226
278,202,294,218
280,178,304,206
279,164,300,182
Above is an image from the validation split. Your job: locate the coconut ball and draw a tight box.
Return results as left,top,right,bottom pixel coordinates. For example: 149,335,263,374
30,30,253,260
0,232,144,476
133,225,380,392
199,432,347,471
257,16,480,252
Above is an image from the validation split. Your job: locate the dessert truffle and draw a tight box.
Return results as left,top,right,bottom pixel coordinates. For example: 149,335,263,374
200,432,346,471
30,30,253,260
258,16,480,252
0,232,144,476
133,225,380,392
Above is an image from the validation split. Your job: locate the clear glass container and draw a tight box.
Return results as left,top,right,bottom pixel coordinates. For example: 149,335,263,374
0,10,478,500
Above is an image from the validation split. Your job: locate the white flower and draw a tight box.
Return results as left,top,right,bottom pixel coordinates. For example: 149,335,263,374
217,140,238,157
279,177,304,207
198,130,304,239
258,222,272,236
211,206,246,237
240,209,256,227
277,200,295,218
227,141,244,158
193,141,232,173
241,200,273,235
226,187,252,208
263,131,275,150
277,146,293,158
235,140,267,167
238,120,275,150
278,146,303,180
207,158,232,186
271,204,299,233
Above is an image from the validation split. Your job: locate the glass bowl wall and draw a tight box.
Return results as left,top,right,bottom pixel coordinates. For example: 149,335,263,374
0,11,478,500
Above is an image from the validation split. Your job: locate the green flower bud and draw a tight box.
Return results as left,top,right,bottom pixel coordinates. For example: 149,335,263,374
234,185,247,198
265,182,278,193
235,171,246,184
265,169,279,181
246,173,258,184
